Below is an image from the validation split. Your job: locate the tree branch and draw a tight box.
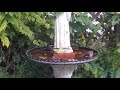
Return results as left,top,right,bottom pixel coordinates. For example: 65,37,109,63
91,29,108,49
3,60,14,73
89,12,101,21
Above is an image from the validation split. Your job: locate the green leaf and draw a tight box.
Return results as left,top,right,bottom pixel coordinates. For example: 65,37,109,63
0,14,5,22
8,12,14,16
1,35,10,48
84,63,91,71
9,16,34,40
111,21,118,26
117,43,120,47
115,68,120,78
0,73,11,78
0,20,8,32
45,24,50,29
117,48,120,53
91,67,98,78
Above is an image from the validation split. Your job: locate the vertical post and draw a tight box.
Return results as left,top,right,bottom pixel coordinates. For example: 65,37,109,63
54,12,73,53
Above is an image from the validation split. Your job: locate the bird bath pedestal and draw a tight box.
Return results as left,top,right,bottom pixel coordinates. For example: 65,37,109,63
26,12,98,78
51,65,77,78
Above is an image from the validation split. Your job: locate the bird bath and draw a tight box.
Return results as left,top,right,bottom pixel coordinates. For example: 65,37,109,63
26,12,98,78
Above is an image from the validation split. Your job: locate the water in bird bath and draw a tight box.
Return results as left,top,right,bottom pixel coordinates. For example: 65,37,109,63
26,46,98,64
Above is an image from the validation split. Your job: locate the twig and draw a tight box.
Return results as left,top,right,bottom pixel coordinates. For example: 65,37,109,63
3,60,14,73
91,29,108,49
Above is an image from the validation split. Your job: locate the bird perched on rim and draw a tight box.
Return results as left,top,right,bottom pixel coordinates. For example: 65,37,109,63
44,44,53,53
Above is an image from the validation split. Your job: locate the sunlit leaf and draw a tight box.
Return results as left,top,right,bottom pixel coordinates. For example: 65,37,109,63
0,20,8,32
117,48,120,53
1,35,10,48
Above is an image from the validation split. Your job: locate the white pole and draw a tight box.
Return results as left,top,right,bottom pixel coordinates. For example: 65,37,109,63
54,12,73,53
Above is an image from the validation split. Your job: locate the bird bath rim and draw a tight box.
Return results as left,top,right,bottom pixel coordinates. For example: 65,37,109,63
26,46,98,65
